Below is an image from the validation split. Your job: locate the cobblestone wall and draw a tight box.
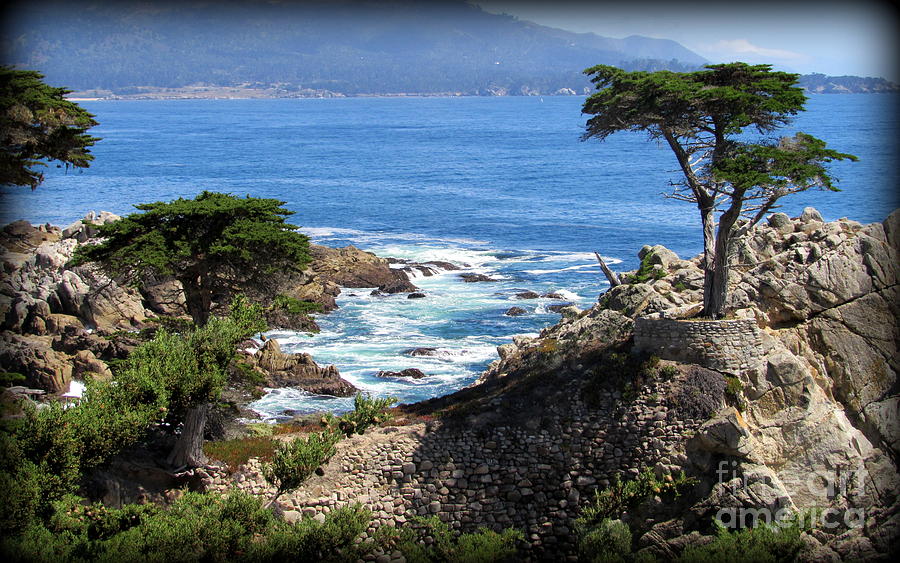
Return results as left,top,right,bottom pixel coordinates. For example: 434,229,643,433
633,317,762,375
203,372,705,560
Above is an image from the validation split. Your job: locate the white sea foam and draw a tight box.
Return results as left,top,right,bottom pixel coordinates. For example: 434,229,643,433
522,264,598,275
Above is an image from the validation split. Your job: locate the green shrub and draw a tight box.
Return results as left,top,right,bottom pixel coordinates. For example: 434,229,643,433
263,430,341,501
578,518,632,563
577,469,696,527
245,503,371,562
725,377,743,399
333,393,397,437
0,372,25,387
271,294,323,315
2,492,371,563
675,520,807,563
395,516,522,563
625,252,667,284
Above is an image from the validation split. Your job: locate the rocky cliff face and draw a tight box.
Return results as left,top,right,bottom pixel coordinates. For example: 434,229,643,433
474,207,899,558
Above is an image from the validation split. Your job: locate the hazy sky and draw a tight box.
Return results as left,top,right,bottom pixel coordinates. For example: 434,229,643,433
474,0,899,81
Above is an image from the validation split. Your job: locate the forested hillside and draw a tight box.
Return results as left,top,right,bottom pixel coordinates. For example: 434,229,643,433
1,0,705,95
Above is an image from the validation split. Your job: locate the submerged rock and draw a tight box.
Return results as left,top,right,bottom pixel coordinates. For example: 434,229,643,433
459,273,497,283
376,368,427,379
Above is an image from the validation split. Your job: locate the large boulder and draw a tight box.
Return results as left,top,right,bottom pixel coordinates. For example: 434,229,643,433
309,244,400,288
0,332,73,393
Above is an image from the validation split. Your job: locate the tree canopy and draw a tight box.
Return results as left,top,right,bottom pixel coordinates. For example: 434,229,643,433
73,191,312,326
582,62,856,317
0,66,99,190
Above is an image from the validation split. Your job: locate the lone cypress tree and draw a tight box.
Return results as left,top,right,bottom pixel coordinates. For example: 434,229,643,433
581,62,856,318
74,191,312,326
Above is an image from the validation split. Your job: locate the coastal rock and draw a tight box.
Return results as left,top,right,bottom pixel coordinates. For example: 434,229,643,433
309,244,402,288
515,291,540,299
599,283,671,317
242,339,356,397
139,275,187,316
61,210,121,243
459,273,497,283
1,220,60,253
370,277,419,295
505,306,527,316
2,232,149,332
404,347,438,357
0,332,73,393
407,292,426,299
376,368,426,379
639,244,680,269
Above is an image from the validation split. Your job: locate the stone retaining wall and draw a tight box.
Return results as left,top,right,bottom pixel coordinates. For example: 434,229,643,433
204,372,704,560
633,317,762,375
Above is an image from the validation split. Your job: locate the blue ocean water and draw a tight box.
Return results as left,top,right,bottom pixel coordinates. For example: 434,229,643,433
2,95,897,418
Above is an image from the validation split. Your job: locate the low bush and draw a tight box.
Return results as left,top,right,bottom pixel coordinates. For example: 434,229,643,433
270,294,323,315
577,469,696,528
675,519,807,563
578,518,632,563
624,251,667,284
1,492,371,563
333,393,397,437
263,430,341,502
392,516,522,563
672,366,726,421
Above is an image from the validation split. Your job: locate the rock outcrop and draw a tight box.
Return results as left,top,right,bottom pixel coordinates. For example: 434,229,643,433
466,208,900,557
241,339,356,397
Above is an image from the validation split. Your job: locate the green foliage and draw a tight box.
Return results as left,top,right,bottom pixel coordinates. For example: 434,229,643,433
713,133,857,196
333,393,398,437
394,516,523,563
0,66,99,189
263,430,341,498
0,371,25,386
675,520,807,563
270,294,323,315
73,192,311,326
725,377,744,399
243,503,371,562
2,492,371,562
625,252,666,284
578,518,632,563
203,435,277,473
577,469,696,527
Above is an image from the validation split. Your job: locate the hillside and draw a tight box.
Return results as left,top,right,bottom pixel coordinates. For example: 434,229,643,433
1,0,705,96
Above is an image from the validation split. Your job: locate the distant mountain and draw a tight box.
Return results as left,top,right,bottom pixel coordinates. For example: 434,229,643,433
0,0,707,96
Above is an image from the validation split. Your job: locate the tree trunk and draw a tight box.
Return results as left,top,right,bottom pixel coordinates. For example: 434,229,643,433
167,403,209,468
180,275,211,327
699,203,718,317
703,204,742,319
594,251,621,287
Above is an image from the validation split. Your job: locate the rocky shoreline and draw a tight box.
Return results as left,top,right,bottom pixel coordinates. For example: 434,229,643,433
0,212,450,407
2,207,898,559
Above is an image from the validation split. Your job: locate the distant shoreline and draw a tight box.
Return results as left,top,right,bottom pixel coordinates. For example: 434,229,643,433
66,89,898,102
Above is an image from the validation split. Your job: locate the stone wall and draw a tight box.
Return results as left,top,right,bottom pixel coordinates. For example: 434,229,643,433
633,317,762,375
203,371,704,560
